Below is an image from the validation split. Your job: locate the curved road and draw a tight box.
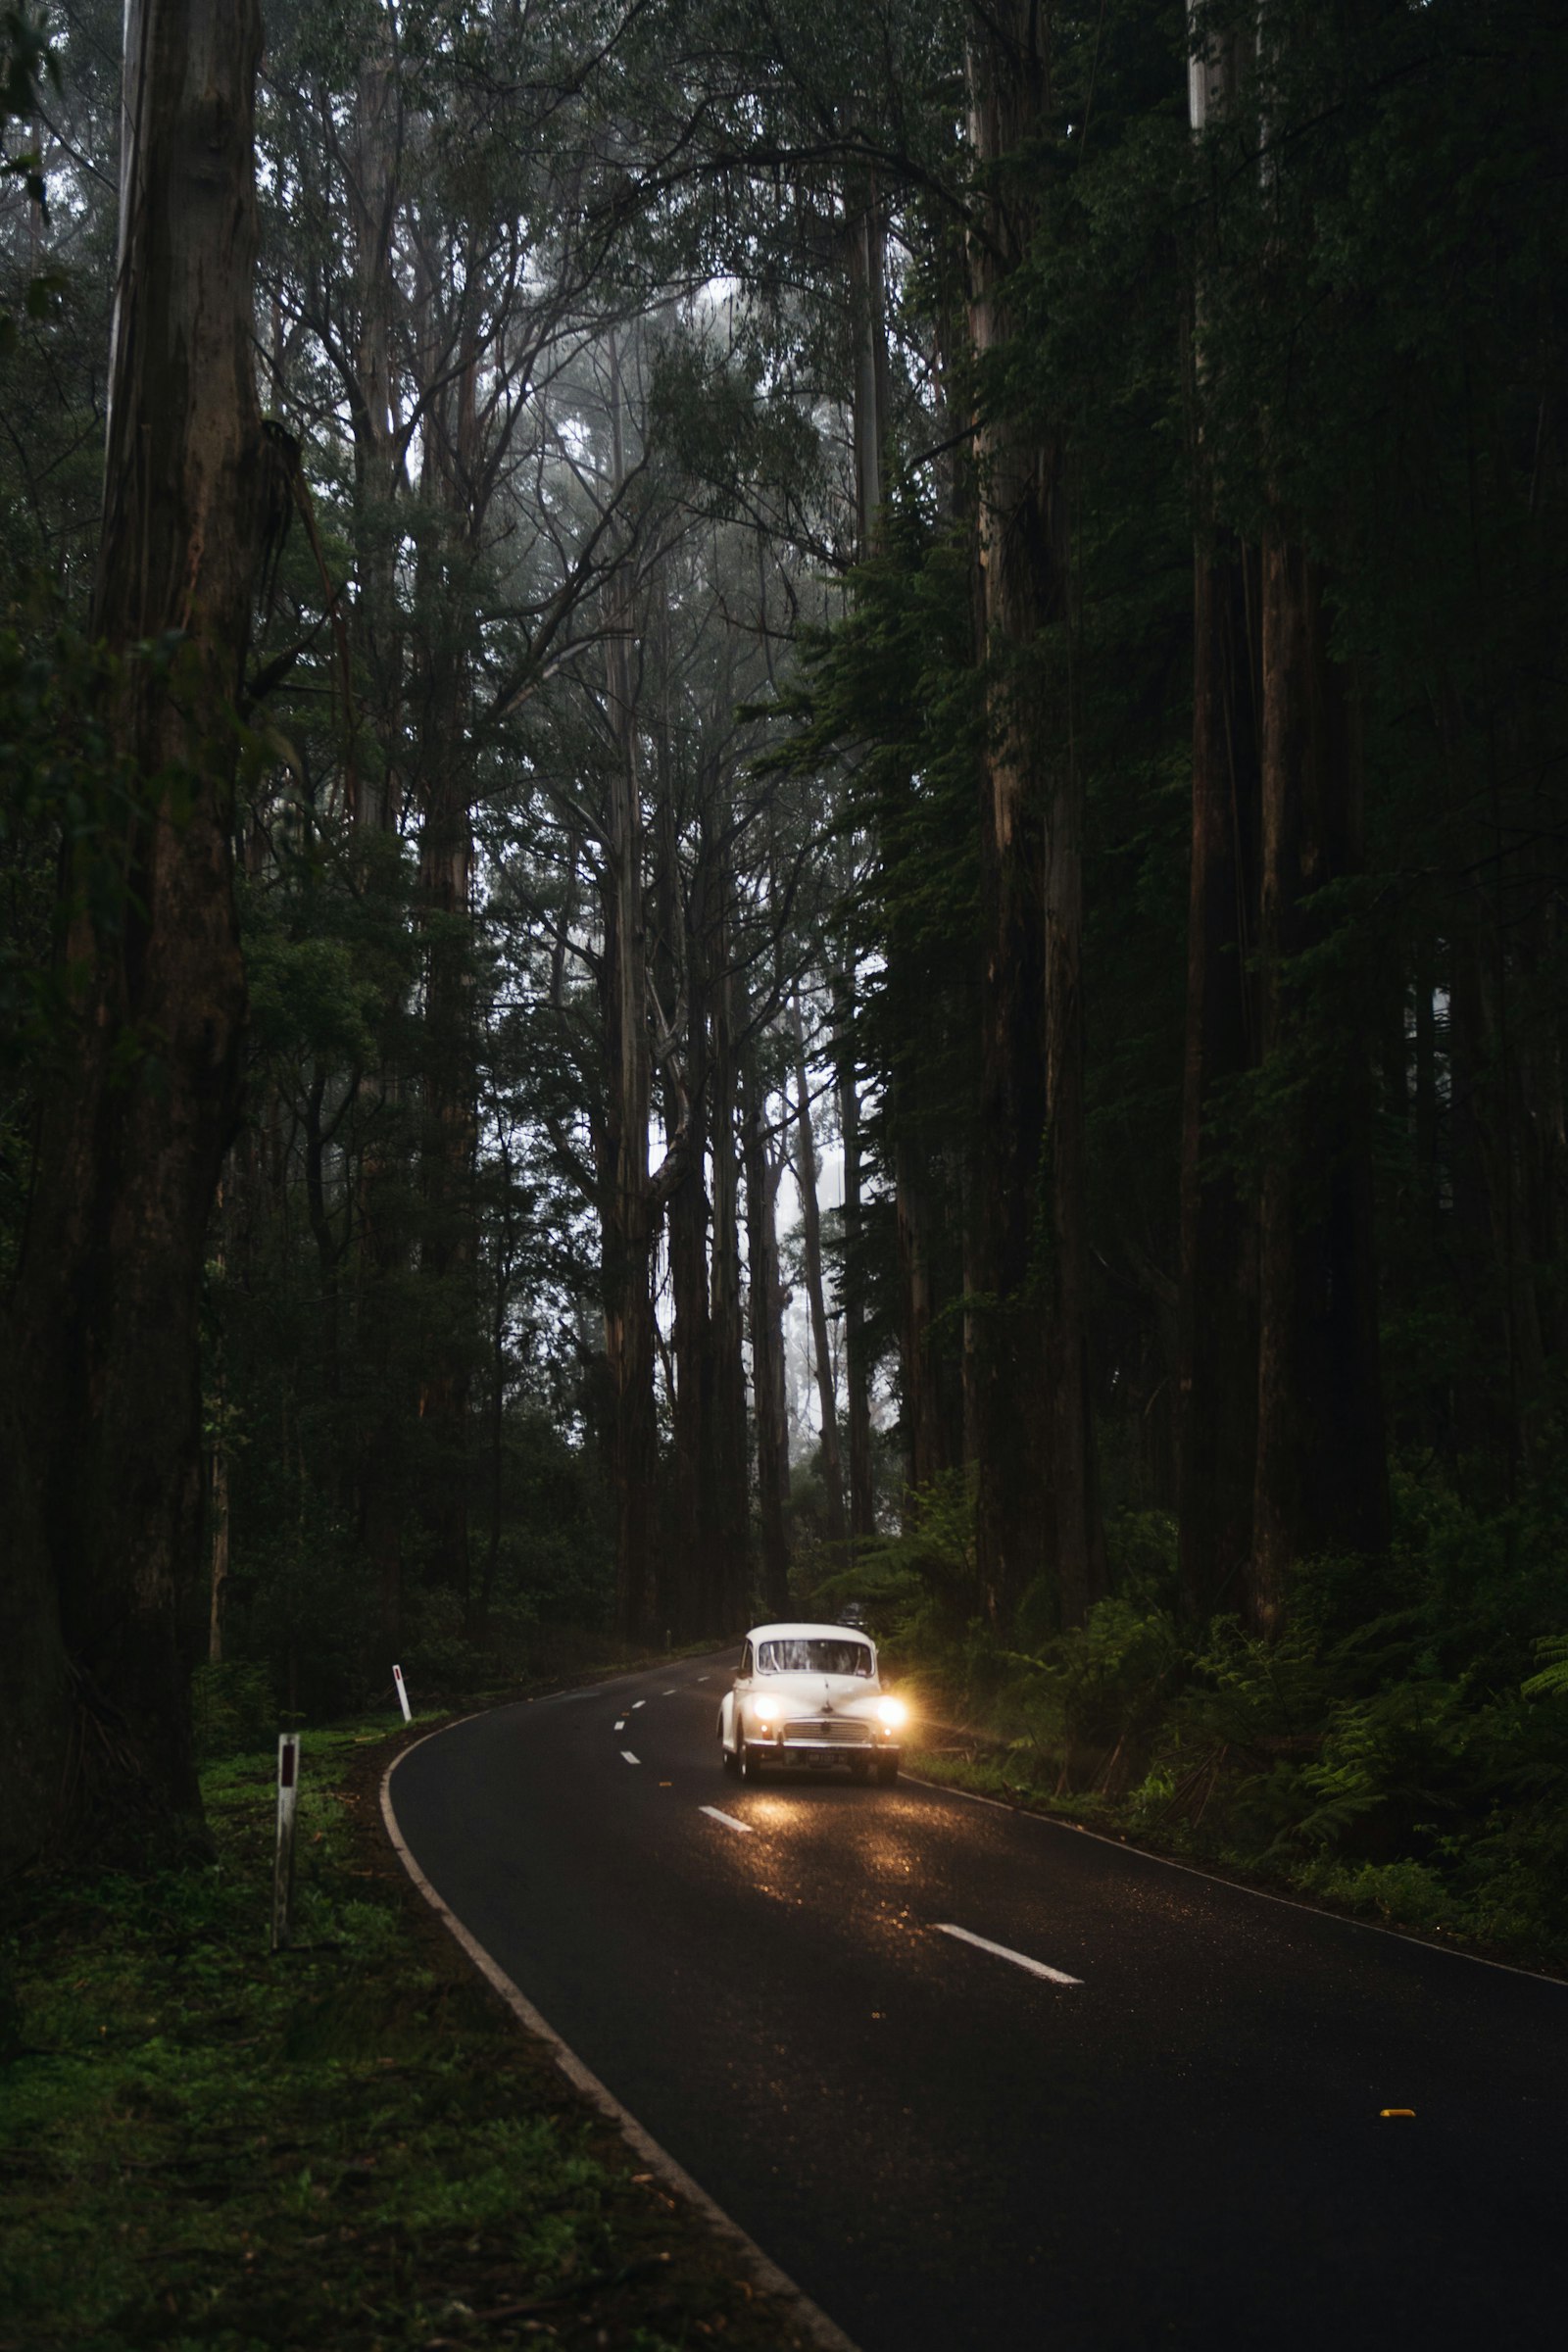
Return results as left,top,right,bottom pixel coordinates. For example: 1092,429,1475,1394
387,1651,1567,2351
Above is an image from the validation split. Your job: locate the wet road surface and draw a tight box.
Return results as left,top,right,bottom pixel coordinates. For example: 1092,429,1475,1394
387,1650,1568,2351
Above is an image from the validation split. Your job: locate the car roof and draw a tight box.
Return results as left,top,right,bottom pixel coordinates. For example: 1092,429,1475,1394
746,1622,874,1645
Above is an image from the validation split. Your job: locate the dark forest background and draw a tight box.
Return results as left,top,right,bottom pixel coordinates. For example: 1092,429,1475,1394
3,0,1567,1957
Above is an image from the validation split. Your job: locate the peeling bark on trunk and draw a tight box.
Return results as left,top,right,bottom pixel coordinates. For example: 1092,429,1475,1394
662,793,710,1637
709,908,752,1630
6,0,267,1867
414,638,477,1607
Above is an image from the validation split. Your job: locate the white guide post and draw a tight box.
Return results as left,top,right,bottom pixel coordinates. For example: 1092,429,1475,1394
272,1733,301,1952
392,1662,412,1723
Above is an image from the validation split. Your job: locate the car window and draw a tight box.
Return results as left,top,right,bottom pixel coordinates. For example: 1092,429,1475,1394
739,1641,753,1677
758,1639,872,1677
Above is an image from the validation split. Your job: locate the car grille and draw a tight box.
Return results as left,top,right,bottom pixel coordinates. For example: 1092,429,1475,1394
783,1718,871,1745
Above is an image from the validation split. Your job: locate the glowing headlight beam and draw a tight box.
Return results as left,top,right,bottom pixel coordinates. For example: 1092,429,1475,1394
877,1696,907,1729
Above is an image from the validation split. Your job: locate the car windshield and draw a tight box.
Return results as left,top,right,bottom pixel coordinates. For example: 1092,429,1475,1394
758,1639,872,1677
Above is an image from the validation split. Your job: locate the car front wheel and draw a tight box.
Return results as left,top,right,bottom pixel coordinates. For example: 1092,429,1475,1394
721,1739,739,1777
740,1738,766,1783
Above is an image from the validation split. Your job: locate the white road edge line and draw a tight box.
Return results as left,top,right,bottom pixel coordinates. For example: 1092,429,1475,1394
902,1772,1568,1989
621,1750,640,1765
936,1922,1082,1986
381,1732,861,2352
700,1805,755,1836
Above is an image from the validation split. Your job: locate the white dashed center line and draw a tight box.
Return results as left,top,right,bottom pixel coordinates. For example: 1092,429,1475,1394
631,1699,646,1710
621,1750,640,1766
613,1719,625,1731
935,1923,1082,1986
696,1675,710,1683
662,1688,676,1696
700,1806,754,1835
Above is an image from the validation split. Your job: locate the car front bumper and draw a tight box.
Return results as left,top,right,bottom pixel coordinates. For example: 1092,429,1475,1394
742,1728,902,1766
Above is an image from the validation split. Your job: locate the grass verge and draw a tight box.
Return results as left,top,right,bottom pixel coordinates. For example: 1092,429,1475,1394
1,1707,821,2351
903,1732,1568,1979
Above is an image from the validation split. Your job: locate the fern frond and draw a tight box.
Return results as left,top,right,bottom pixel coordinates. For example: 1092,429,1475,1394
1521,1635,1568,1701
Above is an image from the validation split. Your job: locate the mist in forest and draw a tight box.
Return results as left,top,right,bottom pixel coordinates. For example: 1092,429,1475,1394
2,2,1566,1969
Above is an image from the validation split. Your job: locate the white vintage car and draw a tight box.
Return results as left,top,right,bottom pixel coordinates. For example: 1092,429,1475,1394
717,1621,907,1785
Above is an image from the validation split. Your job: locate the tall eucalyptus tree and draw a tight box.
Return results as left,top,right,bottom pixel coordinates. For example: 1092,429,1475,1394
6,0,269,1863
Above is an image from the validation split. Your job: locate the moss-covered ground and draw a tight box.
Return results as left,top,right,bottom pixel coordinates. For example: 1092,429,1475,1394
0,1713,819,2352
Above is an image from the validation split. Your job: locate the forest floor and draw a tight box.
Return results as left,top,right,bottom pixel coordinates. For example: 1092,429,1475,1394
0,1690,831,2352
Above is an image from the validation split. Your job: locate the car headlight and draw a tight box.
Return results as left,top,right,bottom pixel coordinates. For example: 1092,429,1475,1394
877,1696,906,1730
753,1699,779,1726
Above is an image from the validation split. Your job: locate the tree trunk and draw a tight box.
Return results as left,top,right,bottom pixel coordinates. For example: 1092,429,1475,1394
410,300,483,1606
414,756,477,1608
790,991,848,1547
832,968,876,1544
347,41,403,832
602,738,658,1645
743,1054,791,1617
709,902,752,1629
602,349,659,1645
896,1119,947,1496
6,0,267,1867
1177,0,1264,1624
662,798,710,1638
830,145,883,1545
0,1324,71,1873
480,1153,514,1642
967,1,1102,1627
1177,535,1262,1619
1250,536,1389,1628
1039,599,1105,1628
847,168,892,554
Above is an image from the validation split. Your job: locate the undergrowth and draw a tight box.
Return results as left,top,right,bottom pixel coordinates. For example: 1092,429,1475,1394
0,1713,816,2350
813,1470,1568,1972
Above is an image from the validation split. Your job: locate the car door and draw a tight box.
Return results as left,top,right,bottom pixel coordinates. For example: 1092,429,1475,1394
723,1640,754,1747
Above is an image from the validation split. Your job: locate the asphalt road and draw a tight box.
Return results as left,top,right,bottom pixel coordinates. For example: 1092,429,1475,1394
387,1651,1568,2352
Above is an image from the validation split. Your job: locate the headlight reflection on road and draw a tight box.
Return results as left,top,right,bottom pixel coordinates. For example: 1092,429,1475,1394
748,1796,798,1833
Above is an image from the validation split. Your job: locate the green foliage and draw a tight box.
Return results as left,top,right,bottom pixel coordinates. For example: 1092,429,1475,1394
0,7,60,355
890,1480,1568,1966
0,1720,794,2350
190,1661,277,1761
811,1468,981,1648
